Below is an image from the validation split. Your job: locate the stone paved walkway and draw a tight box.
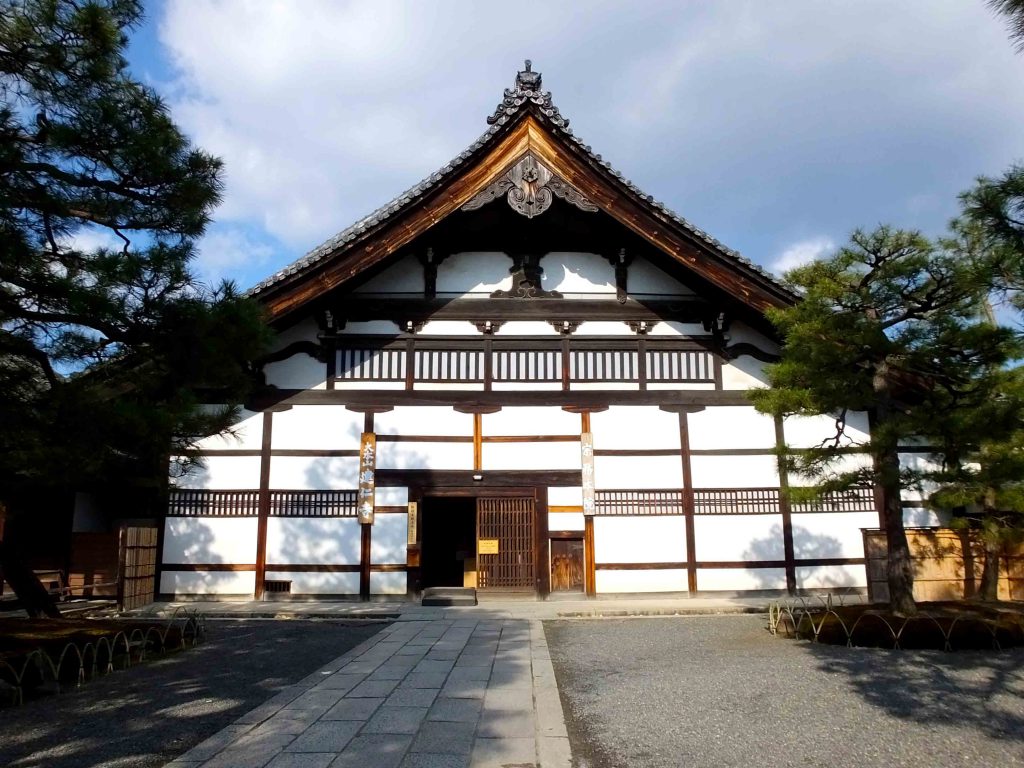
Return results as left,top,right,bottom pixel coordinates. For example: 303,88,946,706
167,617,570,768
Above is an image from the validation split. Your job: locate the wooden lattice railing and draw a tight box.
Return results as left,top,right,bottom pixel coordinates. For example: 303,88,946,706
167,489,358,517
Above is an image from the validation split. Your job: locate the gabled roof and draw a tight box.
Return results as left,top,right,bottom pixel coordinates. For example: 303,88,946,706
251,61,797,322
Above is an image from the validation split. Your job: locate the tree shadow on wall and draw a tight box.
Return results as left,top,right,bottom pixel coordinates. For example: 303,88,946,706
743,524,848,590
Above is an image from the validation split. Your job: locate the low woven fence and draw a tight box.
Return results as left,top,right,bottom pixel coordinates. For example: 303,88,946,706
768,596,1024,651
0,609,204,706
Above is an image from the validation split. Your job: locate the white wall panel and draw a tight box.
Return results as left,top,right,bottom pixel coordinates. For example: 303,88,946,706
436,251,511,296
493,321,559,335
484,442,580,471
549,513,585,531
697,568,786,591
795,565,866,589
904,507,947,527
267,571,359,594
194,408,263,451
594,516,686,563
375,407,472,437
371,514,409,564
160,571,255,595
336,320,400,335
628,259,693,296
377,487,409,505
545,252,615,295
265,518,361,564
270,317,319,350
484,407,580,435
371,571,408,595
591,406,679,449
419,321,481,335
272,406,363,451
173,456,261,490
264,355,327,390
574,321,637,336
693,515,784,561
595,569,688,593
163,517,258,564
688,406,776,450
648,322,707,337
787,453,873,488
354,253,424,294
790,512,876,559
725,323,781,351
270,456,359,489
594,455,683,489
548,486,583,506
899,453,942,501
721,357,769,389
690,455,779,488
377,441,473,470
783,412,871,449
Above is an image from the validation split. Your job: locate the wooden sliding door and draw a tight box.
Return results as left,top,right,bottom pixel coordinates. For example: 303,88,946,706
476,496,535,590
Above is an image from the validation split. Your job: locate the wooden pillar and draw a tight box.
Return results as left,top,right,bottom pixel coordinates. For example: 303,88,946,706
775,416,797,594
360,524,372,600
254,411,274,600
584,515,596,598
535,486,550,597
678,411,698,595
473,413,483,471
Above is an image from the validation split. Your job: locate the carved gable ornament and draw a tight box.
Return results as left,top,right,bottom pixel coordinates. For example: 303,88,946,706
462,153,598,219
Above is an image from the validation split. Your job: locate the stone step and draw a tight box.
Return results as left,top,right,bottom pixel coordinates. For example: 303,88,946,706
421,587,478,607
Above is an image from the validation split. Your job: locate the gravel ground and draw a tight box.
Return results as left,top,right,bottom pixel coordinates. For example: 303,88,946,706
0,618,387,768
546,614,1024,768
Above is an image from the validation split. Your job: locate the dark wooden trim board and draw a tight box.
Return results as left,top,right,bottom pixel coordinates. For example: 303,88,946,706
678,411,698,594
376,469,582,487
596,558,865,571
360,524,371,599
161,564,257,572
255,411,273,599
549,530,585,539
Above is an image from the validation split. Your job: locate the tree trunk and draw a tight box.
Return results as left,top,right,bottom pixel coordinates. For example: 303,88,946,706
0,540,61,618
979,532,1001,602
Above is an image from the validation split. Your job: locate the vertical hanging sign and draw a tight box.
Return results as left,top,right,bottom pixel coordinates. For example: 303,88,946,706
581,432,596,516
358,432,376,525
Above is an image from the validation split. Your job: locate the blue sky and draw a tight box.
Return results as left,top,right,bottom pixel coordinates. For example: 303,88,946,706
121,1,1024,290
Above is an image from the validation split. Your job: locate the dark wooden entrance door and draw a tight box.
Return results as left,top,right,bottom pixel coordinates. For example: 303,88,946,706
476,497,535,589
550,538,584,592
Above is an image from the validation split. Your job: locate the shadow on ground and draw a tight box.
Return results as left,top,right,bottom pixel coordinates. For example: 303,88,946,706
0,618,387,768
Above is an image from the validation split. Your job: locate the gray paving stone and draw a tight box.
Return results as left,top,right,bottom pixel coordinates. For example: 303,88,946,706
477,709,535,738
181,723,254,760
318,673,367,692
399,753,470,768
395,646,429,657
409,721,476,755
339,660,384,674
285,721,361,753
469,736,536,768
322,696,384,720
440,679,487,700
414,659,456,675
400,671,449,689
266,753,336,768
384,686,440,708
426,697,483,724
362,706,429,735
202,732,294,768
371,662,419,680
453,653,494,668
483,687,533,712
250,710,323,736
424,650,460,661
446,666,490,683
328,734,413,768
285,689,349,713
349,678,400,697
487,667,532,689
536,735,572,768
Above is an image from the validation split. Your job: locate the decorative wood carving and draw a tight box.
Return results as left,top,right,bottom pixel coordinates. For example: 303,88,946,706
473,320,506,334
462,152,597,219
491,252,562,299
722,343,780,363
549,320,582,335
702,310,732,347
625,320,656,335
603,248,633,304
416,247,441,300
398,319,427,334
257,340,328,366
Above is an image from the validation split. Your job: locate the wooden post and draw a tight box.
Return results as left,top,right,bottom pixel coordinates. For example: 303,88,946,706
678,411,698,595
254,411,273,600
584,515,596,597
473,413,483,471
360,524,372,600
775,416,797,595
536,486,550,597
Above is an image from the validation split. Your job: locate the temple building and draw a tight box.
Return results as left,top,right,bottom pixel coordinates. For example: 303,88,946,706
158,63,935,601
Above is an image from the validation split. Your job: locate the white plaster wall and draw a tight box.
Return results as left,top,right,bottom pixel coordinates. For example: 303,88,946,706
783,412,871,449
193,408,263,451
163,517,258,564
697,568,786,591
487,321,557,336
545,252,615,295
353,253,424,294
272,406,363,451
549,513,585,531
264,354,327,390
436,252,512,296
594,455,684,489
787,452,873,488
267,571,359,594
270,456,359,489
899,453,942,501
265,518,361,564
693,515,784,561
594,516,687,563
484,407,580,435
573,321,637,336
371,513,409,564
596,569,688,593
789,512,876,559
377,441,473,470
415,383,487,391
375,407,473,437
160,571,255,595
721,357,769,390
377,487,409,505
796,564,866,589
484,442,580,471
336,320,401,335
648,322,708,337
270,317,319,351
418,321,482,336
172,456,261,490
904,507,948,527
590,406,679,450
490,382,562,391
371,571,408,595
628,259,693,296
548,486,583,506
688,406,776,450
726,323,781,352
690,455,779,488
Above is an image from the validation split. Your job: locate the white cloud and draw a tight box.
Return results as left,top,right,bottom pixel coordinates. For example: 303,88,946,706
195,227,276,286
772,237,835,275
61,227,123,253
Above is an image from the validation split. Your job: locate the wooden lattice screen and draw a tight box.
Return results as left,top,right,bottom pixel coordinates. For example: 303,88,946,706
118,526,157,611
476,497,535,589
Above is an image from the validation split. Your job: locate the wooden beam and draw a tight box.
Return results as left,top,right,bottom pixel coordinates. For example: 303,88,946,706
584,515,596,598
679,411,698,595
254,411,273,600
473,414,483,470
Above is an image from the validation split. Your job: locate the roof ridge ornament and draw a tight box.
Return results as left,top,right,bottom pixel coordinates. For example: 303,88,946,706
486,59,570,129
462,152,598,218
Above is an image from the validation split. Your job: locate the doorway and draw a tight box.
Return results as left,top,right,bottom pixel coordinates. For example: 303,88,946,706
420,496,477,588
550,538,584,592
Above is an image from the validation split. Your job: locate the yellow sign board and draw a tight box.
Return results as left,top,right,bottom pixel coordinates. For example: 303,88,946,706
478,538,500,555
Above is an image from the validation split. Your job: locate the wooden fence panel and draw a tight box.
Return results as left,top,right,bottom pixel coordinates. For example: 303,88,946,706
118,526,158,611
